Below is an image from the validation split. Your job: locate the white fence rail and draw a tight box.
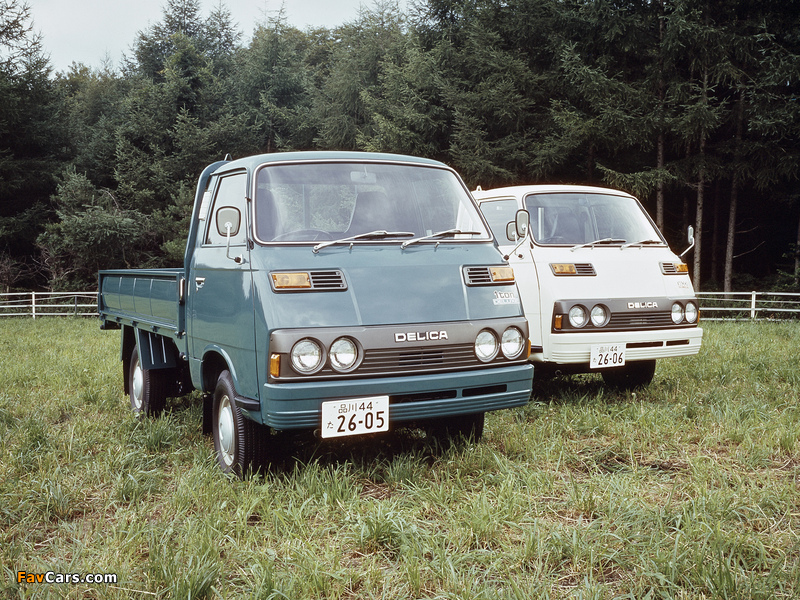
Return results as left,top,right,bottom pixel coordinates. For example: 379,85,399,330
1,290,799,320
696,291,800,320
0,291,98,318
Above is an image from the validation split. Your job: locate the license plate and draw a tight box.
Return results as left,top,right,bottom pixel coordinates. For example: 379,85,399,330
590,344,626,369
321,396,389,438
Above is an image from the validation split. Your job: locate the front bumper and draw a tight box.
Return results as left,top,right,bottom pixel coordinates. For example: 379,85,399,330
260,363,533,430
538,327,703,365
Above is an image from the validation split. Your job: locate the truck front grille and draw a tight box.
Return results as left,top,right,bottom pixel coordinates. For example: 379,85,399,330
361,345,477,373
290,343,514,380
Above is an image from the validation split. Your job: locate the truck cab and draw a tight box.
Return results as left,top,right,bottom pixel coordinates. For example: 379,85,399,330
100,152,534,476
473,184,702,388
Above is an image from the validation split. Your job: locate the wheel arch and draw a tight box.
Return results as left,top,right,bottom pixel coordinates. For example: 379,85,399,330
200,348,236,394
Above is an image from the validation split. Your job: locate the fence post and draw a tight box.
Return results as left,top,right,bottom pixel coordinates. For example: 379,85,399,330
32,292,36,320
74,295,78,316
751,291,757,319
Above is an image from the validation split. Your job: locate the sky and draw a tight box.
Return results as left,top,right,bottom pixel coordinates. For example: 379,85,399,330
28,0,382,73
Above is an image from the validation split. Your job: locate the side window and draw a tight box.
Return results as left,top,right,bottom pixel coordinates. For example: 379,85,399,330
479,199,518,243
206,173,247,245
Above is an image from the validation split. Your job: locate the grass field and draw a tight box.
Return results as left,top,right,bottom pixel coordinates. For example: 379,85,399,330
1,318,798,599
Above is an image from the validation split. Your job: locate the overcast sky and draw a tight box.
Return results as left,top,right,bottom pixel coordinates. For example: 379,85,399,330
28,0,385,73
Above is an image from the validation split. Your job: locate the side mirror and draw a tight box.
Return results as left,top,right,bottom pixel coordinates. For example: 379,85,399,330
505,222,519,242
216,207,241,237
680,225,695,258
515,209,530,239
504,210,530,242
503,209,530,260
216,207,244,264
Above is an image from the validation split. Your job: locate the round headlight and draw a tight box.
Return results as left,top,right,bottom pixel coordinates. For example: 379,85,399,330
590,305,608,327
475,329,499,362
330,337,358,371
685,301,698,323
290,339,323,374
501,327,525,359
568,305,587,328
671,302,684,324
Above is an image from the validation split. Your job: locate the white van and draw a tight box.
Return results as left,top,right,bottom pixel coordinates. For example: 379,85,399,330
473,184,703,388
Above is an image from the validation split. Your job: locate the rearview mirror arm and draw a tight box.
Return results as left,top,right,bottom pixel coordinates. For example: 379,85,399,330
225,222,244,264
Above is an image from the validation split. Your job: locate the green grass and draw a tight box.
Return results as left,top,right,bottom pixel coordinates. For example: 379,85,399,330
1,319,798,599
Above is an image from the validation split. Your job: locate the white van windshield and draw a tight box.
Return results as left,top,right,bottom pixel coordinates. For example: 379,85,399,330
524,192,663,246
254,162,490,244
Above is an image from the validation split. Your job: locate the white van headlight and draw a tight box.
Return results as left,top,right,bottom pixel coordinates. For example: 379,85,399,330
685,302,698,323
291,339,323,373
501,327,524,359
671,303,684,324
590,305,608,327
330,337,358,371
475,329,499,362
568,305,587,328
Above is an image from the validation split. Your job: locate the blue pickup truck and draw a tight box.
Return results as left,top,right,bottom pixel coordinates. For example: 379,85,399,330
98,152,533,475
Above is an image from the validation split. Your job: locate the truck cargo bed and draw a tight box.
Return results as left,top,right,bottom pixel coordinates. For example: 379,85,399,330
98,268,185,338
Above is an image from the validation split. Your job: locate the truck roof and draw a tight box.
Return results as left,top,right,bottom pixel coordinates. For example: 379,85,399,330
213,151,449,174
472,184,636,200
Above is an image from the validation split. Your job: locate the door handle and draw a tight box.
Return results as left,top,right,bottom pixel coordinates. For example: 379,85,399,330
195,277,205,290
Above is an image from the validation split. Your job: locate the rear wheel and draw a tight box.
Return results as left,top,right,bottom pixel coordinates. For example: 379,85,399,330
601,359,656,390
212,370,269,478
128,345,168,416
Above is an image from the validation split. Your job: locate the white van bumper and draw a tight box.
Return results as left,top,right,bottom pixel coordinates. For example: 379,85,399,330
537,327,703,364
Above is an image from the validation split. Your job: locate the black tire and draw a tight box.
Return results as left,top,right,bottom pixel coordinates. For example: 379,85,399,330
128,345,168,416
601,359,656,390
212,370,269,478
427,412,485,446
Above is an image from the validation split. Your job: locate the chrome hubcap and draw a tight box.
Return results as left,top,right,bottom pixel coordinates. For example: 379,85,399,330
131,359,143,410
217,394,235,467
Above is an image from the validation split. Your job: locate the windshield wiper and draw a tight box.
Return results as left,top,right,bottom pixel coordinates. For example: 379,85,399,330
620,239,664,250
570,238,627,252
400,229,482,249
312,230,414,253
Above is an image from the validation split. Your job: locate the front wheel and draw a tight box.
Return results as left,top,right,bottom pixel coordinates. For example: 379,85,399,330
601,359,656,390
128,345,168,416
212,370,270,477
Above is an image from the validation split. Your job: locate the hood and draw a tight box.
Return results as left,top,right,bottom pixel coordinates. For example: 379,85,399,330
250,243,523,329
537,245,694,299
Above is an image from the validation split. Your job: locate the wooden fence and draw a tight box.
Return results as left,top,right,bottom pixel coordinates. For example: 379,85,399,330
0,291,98,318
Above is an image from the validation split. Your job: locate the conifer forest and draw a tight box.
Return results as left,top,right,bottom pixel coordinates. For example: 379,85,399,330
1,0,798,292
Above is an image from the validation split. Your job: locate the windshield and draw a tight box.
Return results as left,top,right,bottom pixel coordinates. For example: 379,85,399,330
254,162,490,244
523,192,663,246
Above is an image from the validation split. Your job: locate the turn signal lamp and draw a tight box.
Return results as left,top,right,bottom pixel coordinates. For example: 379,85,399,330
269,353,281,378
660,262,689,275
551,263,577,276
271,272,311,289
490,266,515,282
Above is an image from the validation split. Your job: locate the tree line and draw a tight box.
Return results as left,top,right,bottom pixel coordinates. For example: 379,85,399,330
1,0,798,292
